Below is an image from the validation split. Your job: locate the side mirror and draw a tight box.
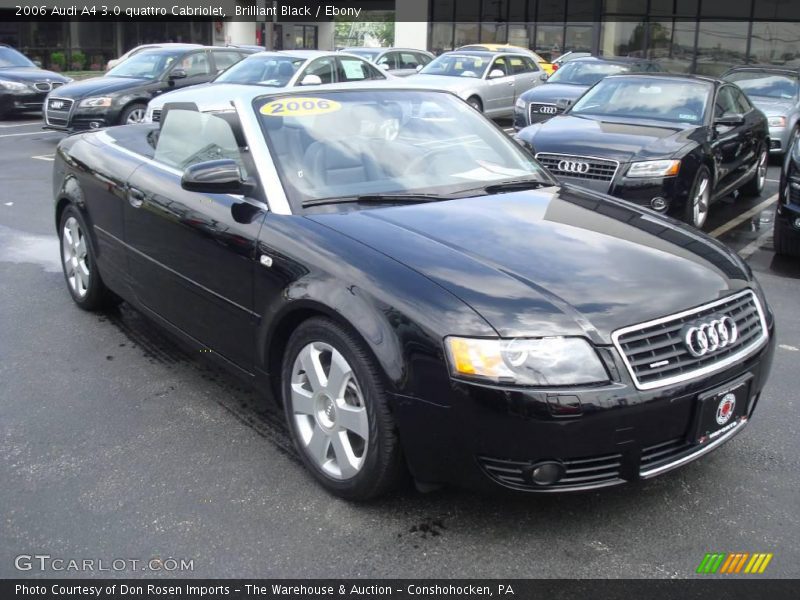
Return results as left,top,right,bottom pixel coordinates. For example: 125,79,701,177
539,72,548,81
379,63,390,71
169,68,187,80
300,74,322,86
181,159,254,195
488,69,506,79
415,64,423,72
556,98,573,110
715,113,744,127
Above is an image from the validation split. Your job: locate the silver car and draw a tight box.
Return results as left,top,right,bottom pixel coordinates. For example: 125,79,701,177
405,50,545,118
723,66,800,155
144,50,388,122
341,47,434,77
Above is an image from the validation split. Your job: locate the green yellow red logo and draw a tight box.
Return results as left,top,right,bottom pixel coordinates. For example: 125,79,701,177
697,552,773,574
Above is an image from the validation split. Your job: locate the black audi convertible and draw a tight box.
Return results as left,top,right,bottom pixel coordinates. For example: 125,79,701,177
516,73,770,229
53,84,774,499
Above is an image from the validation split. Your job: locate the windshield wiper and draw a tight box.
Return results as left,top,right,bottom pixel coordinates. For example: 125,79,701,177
480,179,553,194
303,193,444,207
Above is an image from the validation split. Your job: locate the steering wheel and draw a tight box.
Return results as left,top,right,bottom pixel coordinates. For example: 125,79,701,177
403,147,456,175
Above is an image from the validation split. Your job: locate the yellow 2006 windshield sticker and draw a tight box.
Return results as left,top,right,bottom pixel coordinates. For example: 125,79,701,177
260,97,341,117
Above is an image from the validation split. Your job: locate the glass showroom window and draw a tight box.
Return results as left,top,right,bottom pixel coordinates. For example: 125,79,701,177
647,20,698,73
749,22,800,65
600,21,646,58
694,22,749,76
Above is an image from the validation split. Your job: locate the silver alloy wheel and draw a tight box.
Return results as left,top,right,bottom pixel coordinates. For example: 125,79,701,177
125,108,145,124
756,148,767,191
692,173,710,229
290,341,369,480
62,216,89,298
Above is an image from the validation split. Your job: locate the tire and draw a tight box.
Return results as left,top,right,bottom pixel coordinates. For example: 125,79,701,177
119,103,146,125
281,317,405,500
741,145,768,197
58,205,119,310
466,96,482,113
683,166,712,229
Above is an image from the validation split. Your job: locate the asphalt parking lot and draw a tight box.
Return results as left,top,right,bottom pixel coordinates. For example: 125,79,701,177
1,114,798,579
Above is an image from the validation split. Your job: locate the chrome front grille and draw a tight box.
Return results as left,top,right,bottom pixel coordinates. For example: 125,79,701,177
34,82,52,91
535,152,619,182
612,290,768,390
479,452,624,491
45,97,74,127
640,437,691,471
528,102,560,122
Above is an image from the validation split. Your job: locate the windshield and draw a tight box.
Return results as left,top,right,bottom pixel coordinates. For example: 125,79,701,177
548,61,629,85
418,54,490,78
106,50,180,79
724,72,798,100
0,47,36,69
345,49,380,61
254,90,551,207
570,77,711,124
215,54,304,86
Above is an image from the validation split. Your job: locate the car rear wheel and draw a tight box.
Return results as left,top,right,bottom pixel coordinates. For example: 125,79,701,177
58,205,119,310
466,96,482,112
741,146,768,196
684,166,711,229
120,103,146,125
281,317,405,500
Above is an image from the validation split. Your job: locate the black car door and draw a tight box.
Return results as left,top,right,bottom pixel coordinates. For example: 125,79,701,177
123,109,267,370
165,50,214,89
711,85,749,193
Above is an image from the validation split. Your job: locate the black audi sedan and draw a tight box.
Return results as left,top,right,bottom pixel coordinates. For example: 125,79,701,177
43,45,253,132
0,44,71,118
53,84,774,499
516,73,770,229
513,56,663,130
775,134,800,256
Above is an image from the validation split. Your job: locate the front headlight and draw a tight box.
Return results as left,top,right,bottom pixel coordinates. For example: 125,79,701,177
514,97,526,110
445,336,609,386
79,96,112,108
768,116,786,128
0,80,29,91
627,159,681,178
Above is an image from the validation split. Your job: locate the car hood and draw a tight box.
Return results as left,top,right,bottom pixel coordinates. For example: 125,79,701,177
308,187,750,342
404,74,478,94
519,82,588,103
52,76,149,98
521,114,701,163
747,96,796,117
0,67,70,83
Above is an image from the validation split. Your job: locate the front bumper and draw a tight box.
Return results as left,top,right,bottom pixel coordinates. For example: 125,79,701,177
393,323,775,493
43,101,119,132
768,125,791,154
0,89,47,114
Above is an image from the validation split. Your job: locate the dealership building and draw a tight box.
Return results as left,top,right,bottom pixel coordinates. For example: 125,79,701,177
1,0,798,76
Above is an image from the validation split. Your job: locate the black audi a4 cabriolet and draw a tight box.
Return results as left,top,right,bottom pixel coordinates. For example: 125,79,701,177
53,84,775,499
516,73,770,229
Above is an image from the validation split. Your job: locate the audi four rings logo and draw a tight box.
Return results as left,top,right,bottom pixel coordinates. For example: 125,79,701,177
557,160,590,174
50,100,64,109
538,105,557,114
683,316,739,357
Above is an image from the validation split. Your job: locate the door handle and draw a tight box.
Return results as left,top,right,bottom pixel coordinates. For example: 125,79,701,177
128,187,145,208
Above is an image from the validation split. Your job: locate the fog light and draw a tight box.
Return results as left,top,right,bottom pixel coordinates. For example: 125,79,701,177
794,217,800,229
650,197,668,211
89,121,101,129
528,461,565,486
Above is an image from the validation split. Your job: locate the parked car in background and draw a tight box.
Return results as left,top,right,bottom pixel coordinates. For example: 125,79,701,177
341,47,434,77
513,57,664,130
774,135,800,256
105,42,202,70
723,65,800,155
44,45,254,132
406,50,544,117
549,51,593,73
456,43,550,71
0,44,71,118
144,50,388,123
53,85,774,499
516,74,770,228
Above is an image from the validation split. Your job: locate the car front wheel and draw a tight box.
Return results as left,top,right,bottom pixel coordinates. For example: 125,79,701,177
683,166,711,229
120,103,146,125
281,317,405,500
741,146,768,196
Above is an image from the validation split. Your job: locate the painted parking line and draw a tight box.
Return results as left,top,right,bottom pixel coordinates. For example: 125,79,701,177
708,194,779,239
0,121,42,128
32,154,55,161
738,228,773,259
0,130,59,139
